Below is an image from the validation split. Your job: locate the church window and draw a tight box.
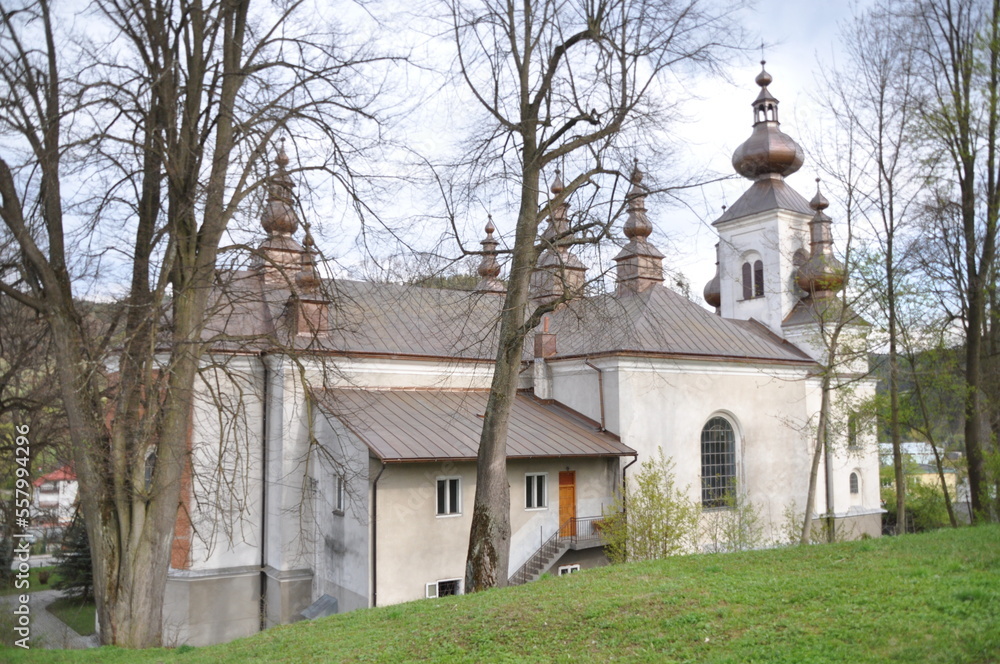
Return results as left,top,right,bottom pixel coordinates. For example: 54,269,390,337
525,473,547,509
701,417,736,508
436,477,461,516
741,260,764,299
847,412,859,449
850,472,859,495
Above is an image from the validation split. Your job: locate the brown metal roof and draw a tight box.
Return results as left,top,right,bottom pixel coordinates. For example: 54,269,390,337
713,177,813,225
312,389,634,462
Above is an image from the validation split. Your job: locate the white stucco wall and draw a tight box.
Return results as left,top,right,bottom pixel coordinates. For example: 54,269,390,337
716,208,811,335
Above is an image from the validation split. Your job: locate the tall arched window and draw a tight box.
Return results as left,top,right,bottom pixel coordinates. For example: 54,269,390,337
741,262,752,300
849,472,859,495
701,417,736,508
753,260,764,297
741,259,764,299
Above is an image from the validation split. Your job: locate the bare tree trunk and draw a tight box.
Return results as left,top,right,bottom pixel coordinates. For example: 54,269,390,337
802,371,833,545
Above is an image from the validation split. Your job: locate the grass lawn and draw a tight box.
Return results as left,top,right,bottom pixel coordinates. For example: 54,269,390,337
0,567,59,596
3,526,998,663
46,597,96,637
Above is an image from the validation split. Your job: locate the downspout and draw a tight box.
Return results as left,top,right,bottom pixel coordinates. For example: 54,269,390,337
584,360,606,431
371,461,386,607
258,352,270,632
621,455,638,513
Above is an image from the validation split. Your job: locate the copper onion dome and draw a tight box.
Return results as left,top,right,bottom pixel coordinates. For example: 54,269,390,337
795,180,845,296
261,140,299,236
703,241,721,308
731,62,805,180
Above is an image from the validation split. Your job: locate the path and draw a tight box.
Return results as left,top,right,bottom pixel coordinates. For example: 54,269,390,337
1,589,98,649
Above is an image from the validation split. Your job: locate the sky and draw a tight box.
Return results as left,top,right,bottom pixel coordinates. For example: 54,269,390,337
334,0,872,300
658,0,867,299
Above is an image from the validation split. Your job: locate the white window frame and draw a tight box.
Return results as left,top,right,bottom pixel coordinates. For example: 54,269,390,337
436,477,462,517
558,564,581,576
525,472,548,510
425,578,462,598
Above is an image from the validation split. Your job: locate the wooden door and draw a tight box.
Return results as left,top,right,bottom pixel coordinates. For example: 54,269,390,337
559,471,576,537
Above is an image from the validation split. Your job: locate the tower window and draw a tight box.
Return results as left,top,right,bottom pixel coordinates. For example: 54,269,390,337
741,260,764,300
850,472,860,495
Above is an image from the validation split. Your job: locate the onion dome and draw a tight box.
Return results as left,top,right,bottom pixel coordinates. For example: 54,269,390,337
474,216,505,294
295,223,322,294
703,241,721,309
795,180,845,297
614,162,664,295
731,62,805,180
261,139,299,236
529,170,587,305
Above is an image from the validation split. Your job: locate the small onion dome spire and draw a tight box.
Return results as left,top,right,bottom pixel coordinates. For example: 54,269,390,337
731,62,805,181
614,162,664,295
295,223,322,294
475,216,505,294
796,179,845,297
262,138,299,236
703,241,721,310
622,162,653,240
529,169,587,305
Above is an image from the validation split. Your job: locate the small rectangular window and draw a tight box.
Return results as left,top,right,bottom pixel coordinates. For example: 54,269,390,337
427,579,461,598
334,475,345,514
558,564,581,576
525,473,547,509
847,412,859,449
436,477,461,516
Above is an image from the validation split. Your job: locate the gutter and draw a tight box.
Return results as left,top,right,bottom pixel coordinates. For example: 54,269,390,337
258,351,270,632
371,461,386,607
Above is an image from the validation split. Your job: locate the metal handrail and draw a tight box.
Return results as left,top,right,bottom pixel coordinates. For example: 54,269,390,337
507,515,610,586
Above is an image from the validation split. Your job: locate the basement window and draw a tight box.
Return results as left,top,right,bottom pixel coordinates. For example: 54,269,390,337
436,477,461,516
426,579,462,598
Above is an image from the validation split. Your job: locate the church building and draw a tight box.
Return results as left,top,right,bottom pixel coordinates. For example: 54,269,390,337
161,65,883,646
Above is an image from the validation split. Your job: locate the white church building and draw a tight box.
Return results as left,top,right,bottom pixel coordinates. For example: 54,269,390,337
161,65,883,646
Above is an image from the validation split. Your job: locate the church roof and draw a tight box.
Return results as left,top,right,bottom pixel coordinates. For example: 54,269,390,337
713,177,813,225
312,388,634,462
204,275,813,365
547,286,813,364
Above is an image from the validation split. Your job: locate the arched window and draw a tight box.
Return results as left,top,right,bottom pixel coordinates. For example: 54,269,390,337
753,260,764,297
741,262,752,300
849,472,859,495
701,417,736,508
144,450,157,492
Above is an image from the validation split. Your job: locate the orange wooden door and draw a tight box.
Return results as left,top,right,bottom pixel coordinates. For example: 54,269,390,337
559,471,576,537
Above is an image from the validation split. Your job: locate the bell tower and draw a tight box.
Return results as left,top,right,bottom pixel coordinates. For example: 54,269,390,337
704,63,814,335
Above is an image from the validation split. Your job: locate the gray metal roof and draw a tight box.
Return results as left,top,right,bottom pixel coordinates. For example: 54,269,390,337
714,177,813,225
204,274,812,365
313,389,634,462
547,286,813,364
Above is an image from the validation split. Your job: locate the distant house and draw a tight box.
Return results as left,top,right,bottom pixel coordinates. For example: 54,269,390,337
32,466,78,526
157,65,882,647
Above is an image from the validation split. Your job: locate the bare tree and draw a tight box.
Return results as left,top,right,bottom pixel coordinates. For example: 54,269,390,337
909,0,1000,522
823,0,924,534
0,0,386,646
441,0,744,591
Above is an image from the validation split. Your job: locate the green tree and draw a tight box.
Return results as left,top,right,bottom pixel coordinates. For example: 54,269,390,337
601,449,698,564
53,511,93,602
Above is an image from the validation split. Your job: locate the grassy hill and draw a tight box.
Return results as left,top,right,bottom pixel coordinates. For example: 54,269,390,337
7,526,999,663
